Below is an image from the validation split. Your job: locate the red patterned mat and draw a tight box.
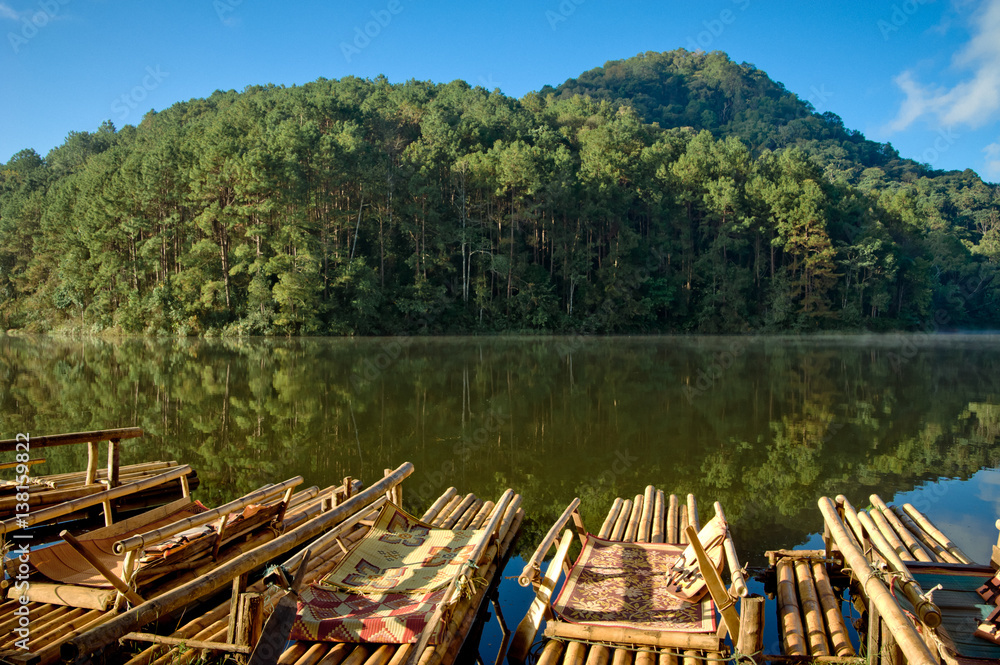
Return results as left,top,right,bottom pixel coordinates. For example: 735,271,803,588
552,536,716,632
293,502,485,644
291,586,446,644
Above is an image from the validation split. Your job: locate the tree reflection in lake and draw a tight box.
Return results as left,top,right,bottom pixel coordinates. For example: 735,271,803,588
1,334,998,565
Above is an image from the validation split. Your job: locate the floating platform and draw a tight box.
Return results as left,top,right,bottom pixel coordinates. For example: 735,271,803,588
109,471,524,665
510,488,759,665
815,494,1000,665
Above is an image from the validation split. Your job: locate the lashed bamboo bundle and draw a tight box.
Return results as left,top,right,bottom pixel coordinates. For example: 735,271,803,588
817,497,938,665
836,496,941,627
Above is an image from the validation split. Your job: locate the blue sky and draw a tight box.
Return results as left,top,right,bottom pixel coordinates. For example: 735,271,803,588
3,1,1000,182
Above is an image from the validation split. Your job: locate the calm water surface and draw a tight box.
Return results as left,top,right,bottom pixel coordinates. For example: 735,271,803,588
2,335,998,656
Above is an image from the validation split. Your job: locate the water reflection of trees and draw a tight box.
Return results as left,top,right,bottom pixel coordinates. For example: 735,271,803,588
0,335,997,562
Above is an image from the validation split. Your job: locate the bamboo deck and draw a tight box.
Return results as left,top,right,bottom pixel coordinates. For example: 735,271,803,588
519,488,751,665
120,484,525,665
762,549,857,662
0,479,357,665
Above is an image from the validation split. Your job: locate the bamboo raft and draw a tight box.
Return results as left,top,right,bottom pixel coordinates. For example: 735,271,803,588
111,472,525,665
510,488,761,665
761,548,858,662
0,428,198,540
818,494,1000,665
0,473,361,665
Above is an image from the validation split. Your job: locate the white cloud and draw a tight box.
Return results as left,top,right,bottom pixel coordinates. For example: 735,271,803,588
984,141,1000,179
0,3,21,20
889,0,1000,131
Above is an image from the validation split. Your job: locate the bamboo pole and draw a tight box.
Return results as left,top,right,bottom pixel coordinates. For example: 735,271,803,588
811,562,854,657
658,651,679,665
818,497,937,665
900,503,974,564
678,505,688,545
453,498,483,529
612,499,632,541
793,559,829,656
891,506,958,564
601,498,625,537
536,640,565,665
869,495,933,562
666,494,678,544
776,559,807,656
62,462,414,661
509,530,575,664
651,490,665,544
585,644,611,665
407,490,515,664
564,642,588,665
420,487,457,522
867,503,914,562
686,494,700,532
611,650,632,665
1,464,192,534
467,500,494,529
520,498,580,587
120,632,250,654
115,477,304,554
0,427,143,452
441,494,476,529
543,623,720,650
624,494,643,542
638,486,655,543
713,502,747,597
852,507,942,627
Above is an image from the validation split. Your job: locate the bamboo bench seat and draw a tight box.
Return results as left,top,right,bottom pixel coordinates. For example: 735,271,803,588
509,488,759,665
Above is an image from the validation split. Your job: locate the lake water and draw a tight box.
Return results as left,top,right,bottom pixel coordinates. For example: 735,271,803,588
2,334,999,657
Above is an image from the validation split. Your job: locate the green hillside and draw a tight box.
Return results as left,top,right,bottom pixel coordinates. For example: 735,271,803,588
1,49,998,335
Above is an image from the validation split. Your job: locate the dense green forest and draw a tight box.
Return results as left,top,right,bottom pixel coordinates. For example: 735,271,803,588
2,49,999,335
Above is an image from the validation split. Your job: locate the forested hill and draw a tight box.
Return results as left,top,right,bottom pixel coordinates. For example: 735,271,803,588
544,50,932,182
2,49,999,336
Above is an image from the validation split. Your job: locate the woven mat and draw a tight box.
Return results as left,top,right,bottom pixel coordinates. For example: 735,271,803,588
320,502,484,595
291,586,447,644
552,536,716,632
